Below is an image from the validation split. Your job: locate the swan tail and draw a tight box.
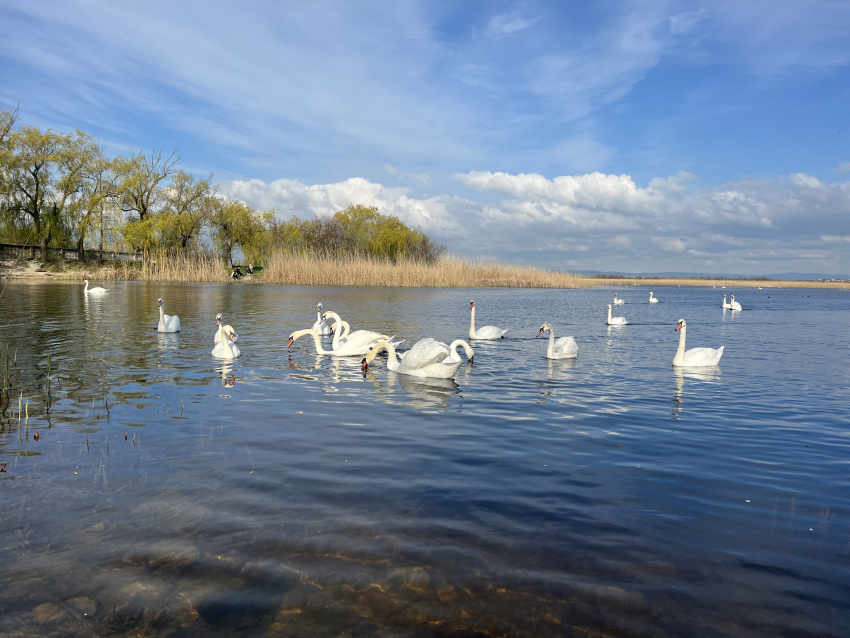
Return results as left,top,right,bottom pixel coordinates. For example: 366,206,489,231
714,346,724,365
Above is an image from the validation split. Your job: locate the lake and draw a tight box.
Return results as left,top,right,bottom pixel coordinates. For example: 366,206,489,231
1,281,848,637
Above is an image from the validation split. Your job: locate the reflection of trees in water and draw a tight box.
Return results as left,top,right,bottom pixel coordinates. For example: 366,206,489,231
672,367,721,419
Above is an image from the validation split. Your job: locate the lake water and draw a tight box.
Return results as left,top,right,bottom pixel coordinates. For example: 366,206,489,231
1,281,848,637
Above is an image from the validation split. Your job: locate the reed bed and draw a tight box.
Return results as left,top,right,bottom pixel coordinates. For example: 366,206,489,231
54,251,230,283
261,250,593,288
601,277,850,289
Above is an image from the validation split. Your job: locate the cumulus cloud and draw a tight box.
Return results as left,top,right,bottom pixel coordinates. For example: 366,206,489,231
453,169,850,272
220,176,463,235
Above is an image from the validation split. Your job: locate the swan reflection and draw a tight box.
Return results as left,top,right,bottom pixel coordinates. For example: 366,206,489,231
365,371,460,411
547,357,577,381
156,332,180,352
218,361,236,387
672,366,721,419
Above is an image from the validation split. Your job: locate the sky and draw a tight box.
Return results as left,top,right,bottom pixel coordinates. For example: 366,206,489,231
1,0,849,275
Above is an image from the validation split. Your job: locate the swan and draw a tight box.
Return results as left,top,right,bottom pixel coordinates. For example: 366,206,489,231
649,291,659,303
362,338,473,379
721,294,732,309
321,311,401,354
311,303,332,336
730,295,742,311
84,279,108,295
606,304,628,325
536,323,577,359
613,293,625,305
157,298,181,333
469,301,507,340
212,314,241,359
673,318,723,367
213,312,239,344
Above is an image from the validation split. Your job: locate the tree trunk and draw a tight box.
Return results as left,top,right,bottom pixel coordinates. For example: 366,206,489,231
40,236,47,262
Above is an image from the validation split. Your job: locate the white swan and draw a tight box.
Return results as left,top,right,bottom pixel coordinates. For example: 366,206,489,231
613,293,625,305
84,279,108,295
606,304,628,325
213,312,239,344
649,291,659,303
673,319,723,367
321,311,401,354
212,314,241,359
363,338,473,379
157,298,181,333
730,295,742,311
311,303,332,336
721,294,732,309
469,301,507,340
536,323,577,359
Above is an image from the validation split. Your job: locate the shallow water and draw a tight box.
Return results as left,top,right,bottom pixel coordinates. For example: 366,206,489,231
1,282,849,637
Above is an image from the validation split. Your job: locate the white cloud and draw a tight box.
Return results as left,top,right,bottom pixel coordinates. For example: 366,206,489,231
821,235,850,242
383,164,399,176
835,162,850,173
607,234,632,249
485,12,540,37
669,9,707,35
652,236,688,252
220,176,463,235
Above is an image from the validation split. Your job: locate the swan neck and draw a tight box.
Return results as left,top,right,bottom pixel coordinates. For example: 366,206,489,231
676,324,686,357
547,329,555,358
449,339,474,360
219,323,232,356
294,329,326,354
159,305,165,321
469,305,475,336
366,341,396,367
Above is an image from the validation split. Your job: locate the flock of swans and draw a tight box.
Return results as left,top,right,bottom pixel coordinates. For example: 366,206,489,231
84,281,734,379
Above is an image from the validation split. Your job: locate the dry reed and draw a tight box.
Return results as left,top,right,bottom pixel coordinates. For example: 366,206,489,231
261,250,592,288
54,251,229,283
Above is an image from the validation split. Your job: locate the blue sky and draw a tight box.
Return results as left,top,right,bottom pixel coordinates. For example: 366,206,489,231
1,0,849,274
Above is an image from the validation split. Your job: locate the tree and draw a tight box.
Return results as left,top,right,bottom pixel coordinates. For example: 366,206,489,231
116,148,180,251
157,170,214,250
0,126,97,258
210,199,271,267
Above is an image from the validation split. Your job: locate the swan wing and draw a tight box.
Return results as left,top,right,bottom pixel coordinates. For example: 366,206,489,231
397,339,449,371
682,346,723,367
473,325,507,339
553,336,578,358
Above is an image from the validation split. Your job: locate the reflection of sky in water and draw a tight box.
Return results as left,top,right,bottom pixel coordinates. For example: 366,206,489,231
1,282,849,636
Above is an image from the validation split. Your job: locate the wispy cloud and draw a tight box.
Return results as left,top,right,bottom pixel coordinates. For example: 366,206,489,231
484,11,540,38
669,9,707,35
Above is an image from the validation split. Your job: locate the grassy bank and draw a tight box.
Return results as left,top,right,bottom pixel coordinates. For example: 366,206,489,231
49,251,230,282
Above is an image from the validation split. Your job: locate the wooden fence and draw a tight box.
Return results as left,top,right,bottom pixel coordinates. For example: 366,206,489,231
0,242,142,263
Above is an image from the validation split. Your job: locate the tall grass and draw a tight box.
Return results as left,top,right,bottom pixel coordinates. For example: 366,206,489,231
262,249,592,288
54,251,230,282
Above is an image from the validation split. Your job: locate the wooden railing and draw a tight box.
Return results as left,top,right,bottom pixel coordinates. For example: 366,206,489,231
0,242,142,263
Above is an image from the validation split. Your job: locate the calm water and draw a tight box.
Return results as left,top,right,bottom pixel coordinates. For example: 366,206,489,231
1,282,849,637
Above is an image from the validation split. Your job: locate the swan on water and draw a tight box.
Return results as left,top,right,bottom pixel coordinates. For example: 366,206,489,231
649,291,659,303
212,313,241,359
469,301,507,340
721,294,732,309
84,279,108,295
613,293,625,305
311,303,332,336
607,304,628,326
320,311,401,354
536,323,577,359
362,338,474,379
157,298,181,333
730,295,742,311
673,319,723,367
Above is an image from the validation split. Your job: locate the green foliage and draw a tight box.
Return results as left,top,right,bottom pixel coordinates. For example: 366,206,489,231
0,109,446,268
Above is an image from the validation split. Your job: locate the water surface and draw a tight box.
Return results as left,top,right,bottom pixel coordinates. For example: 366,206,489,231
1,282,849,636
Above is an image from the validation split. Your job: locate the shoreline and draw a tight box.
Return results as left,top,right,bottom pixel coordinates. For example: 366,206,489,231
3,258,848,289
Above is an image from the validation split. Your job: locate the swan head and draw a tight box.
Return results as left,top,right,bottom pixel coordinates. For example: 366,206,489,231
361,357,368,373
83,279,89,284
216,312,222,326
675,319,686,331
317,303,322,312
469,300,474,309
606,304,612,310
157,298,163,307
536,322,552,337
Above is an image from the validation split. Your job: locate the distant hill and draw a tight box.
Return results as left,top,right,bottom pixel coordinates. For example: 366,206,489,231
572,270,850,281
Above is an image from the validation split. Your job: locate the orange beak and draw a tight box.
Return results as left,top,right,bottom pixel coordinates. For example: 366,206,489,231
675,323,681,331
361,358,368,372
288,338,294,347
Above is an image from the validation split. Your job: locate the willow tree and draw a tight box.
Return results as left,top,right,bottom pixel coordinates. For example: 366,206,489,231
156,170,215,250
0,125,98,258
210,199,272,267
